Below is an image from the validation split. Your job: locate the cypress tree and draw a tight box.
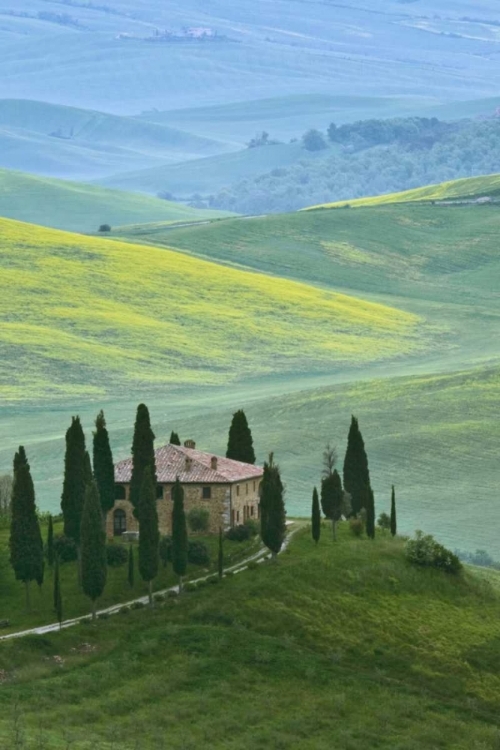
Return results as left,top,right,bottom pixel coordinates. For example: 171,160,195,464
169,431,181,446
128,545,134,588
61,416,87,544
171,478,188,592
218,526,224,579
366,486,376,540
84,451,93,485
13,446,27,474
53,555,63,630
390,485,397,537
93,411,115,520
47,515,55,567
130,404,156,518
260,454,286,559
343,416,370,516
226,410,256,464
311,487,321,544
9,451,44,611
81,480,107,620
138,467,159,606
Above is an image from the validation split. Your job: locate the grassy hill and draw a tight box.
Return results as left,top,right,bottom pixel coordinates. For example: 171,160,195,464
100,142,332,197
0,100,229,180
0,169,230,232
1,527,500,748
0,216,425,402
307,173,500,209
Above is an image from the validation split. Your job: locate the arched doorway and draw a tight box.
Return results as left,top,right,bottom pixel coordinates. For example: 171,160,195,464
113,508,127,536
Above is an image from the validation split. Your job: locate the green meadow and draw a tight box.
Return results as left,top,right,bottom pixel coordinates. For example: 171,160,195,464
0,169,230,233
1,527,500,749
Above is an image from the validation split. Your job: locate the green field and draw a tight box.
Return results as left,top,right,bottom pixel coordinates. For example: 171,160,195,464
1,527,500,748
0,169,230,232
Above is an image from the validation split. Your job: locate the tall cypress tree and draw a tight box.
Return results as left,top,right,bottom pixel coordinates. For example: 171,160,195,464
84,451,93,485
47,515,55,567
53,555,63,630
81,480,107,620
366,486,376,540
138,467,159,606
171,478,188,592
130,404,156,518
320,470,344,539
93,411,115,520
218,526,224,579
61,416,87,544
128,545,135,588
169,431,181,446
9,451,44,611
226,410,256,464
390,485,397,537
13,446,27,474
311,487,321,545
260,454,286,559
343,416,370,516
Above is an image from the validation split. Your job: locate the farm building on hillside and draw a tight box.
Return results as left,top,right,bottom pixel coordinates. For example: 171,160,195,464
108,440,263,538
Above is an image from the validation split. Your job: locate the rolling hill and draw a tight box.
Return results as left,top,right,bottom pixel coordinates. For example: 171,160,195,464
0,216,425,402
0,100,229,180
1,2,500,114
0,169,230,233
1,528,500,748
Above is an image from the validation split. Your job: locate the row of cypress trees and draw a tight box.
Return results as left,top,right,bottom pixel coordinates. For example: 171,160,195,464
311,416,397,544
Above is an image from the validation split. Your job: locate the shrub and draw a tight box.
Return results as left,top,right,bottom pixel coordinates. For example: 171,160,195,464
187,507,210,533
349,518,364,537
130,600,146,610
184,582,197,593
97,612,110,620
208,576,219,584
166,589,178,599
225,524,251,542
106,544,128,567
406,531,462,575
159,535,172,567
119,607,130,615
187,540,210,566
0,619,10,629
98,224,111,233
54,534,78,563
247,560,259,571
153,593,165,603
377,512,391,530
244,519,259,537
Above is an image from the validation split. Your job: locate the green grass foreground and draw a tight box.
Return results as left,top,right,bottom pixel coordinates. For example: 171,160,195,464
0,520,260,634
1,525,500,749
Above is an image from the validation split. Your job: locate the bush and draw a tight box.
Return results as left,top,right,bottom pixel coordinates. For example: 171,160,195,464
184,582,197,593
302,129,328,151
244,519,259,537
159,536,172,567
106,543,128,567
98,224,111,233
225,524,251,542
54,534,78,563
207,576,219,584
187,507,210,533
119,607,130,615
130,600,146,610
247,560,259,571
406,531,462,575
166,589,178,599
97,612,110,620
0,619,10,629
377,512,391,530
187,540,210,566
153,593,165,603
349,518,364,537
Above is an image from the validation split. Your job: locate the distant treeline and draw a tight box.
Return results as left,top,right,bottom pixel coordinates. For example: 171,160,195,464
209,116,500,214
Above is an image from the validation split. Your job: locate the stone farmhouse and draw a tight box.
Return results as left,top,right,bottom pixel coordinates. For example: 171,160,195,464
107,440,263,538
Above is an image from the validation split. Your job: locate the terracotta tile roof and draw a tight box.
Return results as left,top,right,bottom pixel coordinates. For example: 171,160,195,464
115,444,263,485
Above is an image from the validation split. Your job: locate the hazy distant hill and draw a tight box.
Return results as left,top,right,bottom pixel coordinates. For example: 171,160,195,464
2,1,500,113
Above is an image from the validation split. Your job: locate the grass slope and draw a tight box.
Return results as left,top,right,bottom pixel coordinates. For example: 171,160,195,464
0,99,229,180
100,142,331,197
1,527,500,748
0,217,424,401
307,173,500,209
0,169,230,232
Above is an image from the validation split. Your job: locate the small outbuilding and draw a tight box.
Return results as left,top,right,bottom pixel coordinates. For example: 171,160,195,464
108,440,263,538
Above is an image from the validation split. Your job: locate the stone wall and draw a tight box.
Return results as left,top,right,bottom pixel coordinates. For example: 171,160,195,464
107,478,261,538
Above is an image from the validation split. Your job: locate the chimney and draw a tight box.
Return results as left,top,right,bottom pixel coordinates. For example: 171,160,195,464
185,456,193,472
211,456,218,471
184,439,196,449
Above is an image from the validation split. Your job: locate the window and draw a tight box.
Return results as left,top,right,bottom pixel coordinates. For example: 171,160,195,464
253,481,256,492
251,506,254,517
236,510,240,523
236,485,240,496
156,485,164,500
113,509,127,536
115,485,126,500
246,483,249,495
202,486,211,499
